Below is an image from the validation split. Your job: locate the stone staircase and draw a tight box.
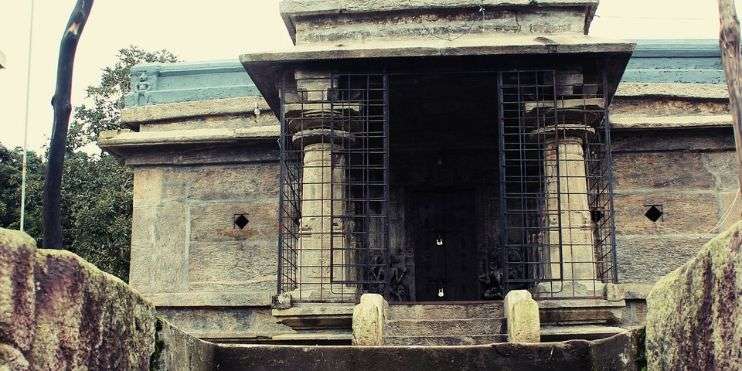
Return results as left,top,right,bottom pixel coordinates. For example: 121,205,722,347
383,302,507,345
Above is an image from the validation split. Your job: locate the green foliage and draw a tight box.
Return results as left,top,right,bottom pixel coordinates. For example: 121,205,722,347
0,46,178,281
0,145,44,239
71,46,178,149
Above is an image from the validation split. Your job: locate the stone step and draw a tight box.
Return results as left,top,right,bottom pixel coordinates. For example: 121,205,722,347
540,325,626,342
383,334,508,346
387,302,504,320
384,318,504,337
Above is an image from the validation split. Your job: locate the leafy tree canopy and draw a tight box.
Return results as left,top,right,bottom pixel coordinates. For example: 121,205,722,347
0,46,178,281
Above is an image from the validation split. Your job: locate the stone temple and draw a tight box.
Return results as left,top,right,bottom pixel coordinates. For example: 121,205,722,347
99,1,737,345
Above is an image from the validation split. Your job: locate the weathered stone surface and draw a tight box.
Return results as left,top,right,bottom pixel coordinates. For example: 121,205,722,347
0,228,157,370
387,302,504,320
613,192,719,235
613,152,714,190
149,318,216,371
0,343,29,371
611,114,732,130
645,221,741,370
0,230,35,355
702,151,740,191
615,83,729,100
188,201,277,242
504,290,540,343
612,130,735,153
281,0,597,45
616,235,717,283
215,329,644,371
128,161,281,311
158,307,295,341
121,96,271,125
538,299,624,326
610,95,729,117
352,294,388,346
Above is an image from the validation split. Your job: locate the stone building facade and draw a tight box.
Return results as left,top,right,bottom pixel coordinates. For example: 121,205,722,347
100,1,737,344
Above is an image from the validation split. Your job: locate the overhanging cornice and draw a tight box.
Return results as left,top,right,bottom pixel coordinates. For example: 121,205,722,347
241,34,635,114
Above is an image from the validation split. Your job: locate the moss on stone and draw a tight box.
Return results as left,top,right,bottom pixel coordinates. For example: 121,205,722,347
0,228,157,369
645,221,741,370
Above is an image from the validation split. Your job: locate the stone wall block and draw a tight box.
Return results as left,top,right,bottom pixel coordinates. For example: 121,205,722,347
188,240,277,290
616,235,717,282
503,290,540,343
613,192,719,235
613,152,714,190
352,294,388,346
189,201,277,243
645,221,741,370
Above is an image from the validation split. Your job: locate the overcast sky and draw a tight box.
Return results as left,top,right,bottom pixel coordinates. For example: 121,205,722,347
0,0,736,150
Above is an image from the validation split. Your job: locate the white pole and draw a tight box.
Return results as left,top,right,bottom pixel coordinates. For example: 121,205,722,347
20,0,35,232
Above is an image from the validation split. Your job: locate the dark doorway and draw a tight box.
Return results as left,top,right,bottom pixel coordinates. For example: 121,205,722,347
387,72,502,303
408,190,479,301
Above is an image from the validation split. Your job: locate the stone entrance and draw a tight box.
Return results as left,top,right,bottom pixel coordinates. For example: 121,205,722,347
408,189,478,301
272,67,618,303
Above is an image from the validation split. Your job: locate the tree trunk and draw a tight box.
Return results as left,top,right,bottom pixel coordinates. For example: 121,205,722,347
43,0,94,248
719,0,742,219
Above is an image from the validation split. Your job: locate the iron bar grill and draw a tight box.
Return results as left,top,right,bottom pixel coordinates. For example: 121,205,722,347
278,72,389,302
498,69,617,299
278,67,617,303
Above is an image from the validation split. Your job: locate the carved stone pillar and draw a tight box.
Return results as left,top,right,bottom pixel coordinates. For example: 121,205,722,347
284,70,358,301
539,124,597,284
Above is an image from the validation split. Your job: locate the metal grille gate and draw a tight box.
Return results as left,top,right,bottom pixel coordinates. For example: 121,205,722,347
278,72,389,302
498,69,617,299
278,67,617,303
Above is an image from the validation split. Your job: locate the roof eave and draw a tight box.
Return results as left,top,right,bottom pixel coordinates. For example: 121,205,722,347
241,37,634,114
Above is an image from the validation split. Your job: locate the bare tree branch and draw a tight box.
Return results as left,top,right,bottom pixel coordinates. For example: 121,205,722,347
43,0,94,248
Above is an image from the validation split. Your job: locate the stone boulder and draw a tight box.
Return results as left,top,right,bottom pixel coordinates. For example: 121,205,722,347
645,221,741,370
0,228,157,370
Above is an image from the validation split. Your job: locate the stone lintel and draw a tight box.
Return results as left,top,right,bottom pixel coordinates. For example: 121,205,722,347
291,128,354,146
530,123,596,139
243,35,633,65
615,83,729,100
281,0,599,16
121,96,272,126
611,114,732,131
99,126,279,156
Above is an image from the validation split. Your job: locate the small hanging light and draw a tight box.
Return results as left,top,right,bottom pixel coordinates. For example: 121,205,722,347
438,288,445,298
436,235,444,246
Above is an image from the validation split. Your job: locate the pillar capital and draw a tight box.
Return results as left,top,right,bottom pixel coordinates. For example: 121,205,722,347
530,124,595,141
291,128,354,147
283,69,363,137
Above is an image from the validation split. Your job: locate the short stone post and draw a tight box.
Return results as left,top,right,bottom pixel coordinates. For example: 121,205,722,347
503,290,540,343
352,294,388,346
